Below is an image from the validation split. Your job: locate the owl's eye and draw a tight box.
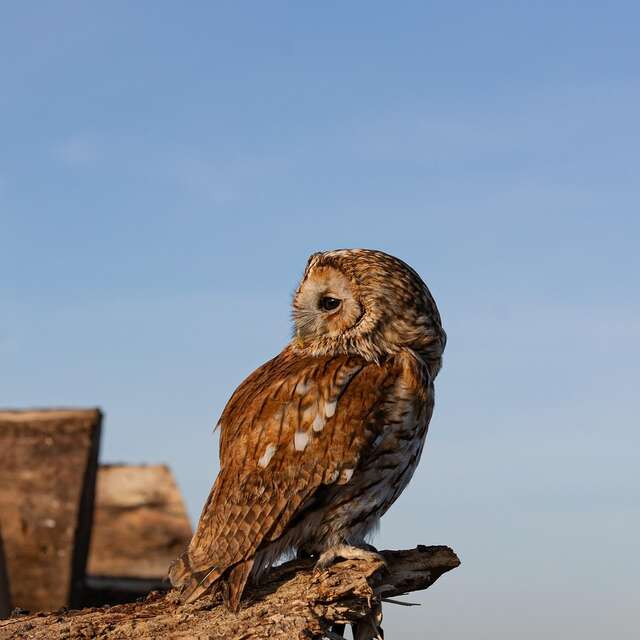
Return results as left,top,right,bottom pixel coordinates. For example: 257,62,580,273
319,296,342,312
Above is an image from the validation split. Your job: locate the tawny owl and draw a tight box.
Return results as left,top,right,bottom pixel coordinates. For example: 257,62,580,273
169,249,446,611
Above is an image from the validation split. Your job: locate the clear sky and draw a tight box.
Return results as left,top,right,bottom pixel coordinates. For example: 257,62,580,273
1,2,638,637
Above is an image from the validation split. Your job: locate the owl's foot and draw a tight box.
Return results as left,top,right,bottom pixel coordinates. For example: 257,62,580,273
314,543,385,572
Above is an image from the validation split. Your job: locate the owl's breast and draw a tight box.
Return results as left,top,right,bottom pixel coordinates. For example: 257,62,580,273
360,379,433,514
310,367,434,546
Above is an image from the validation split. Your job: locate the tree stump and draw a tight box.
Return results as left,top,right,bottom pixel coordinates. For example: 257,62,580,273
0,544,460,639
0,409,102,612
83,464,192,606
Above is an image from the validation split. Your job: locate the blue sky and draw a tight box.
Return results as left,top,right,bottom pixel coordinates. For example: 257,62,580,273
1,2,638,637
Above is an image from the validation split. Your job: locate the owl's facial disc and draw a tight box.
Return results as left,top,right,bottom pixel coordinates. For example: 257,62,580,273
293,266,362,344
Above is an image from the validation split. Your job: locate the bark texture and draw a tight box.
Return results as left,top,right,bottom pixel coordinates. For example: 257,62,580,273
0,409,102,612
0,545,459,640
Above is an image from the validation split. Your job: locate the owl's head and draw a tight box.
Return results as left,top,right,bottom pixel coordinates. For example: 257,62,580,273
292,249,446,371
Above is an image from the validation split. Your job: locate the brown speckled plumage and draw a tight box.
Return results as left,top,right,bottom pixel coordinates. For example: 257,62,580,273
169,249,446,610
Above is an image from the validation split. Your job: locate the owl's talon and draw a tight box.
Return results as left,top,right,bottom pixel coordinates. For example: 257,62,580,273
315,544,386,572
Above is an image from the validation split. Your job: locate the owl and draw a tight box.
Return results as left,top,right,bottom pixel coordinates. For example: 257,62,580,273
169,249,446,611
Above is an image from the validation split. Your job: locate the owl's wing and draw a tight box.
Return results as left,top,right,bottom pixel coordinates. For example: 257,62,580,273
169,346,403,609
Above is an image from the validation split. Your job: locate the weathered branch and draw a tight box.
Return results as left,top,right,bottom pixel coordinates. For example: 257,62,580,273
0,545,459,639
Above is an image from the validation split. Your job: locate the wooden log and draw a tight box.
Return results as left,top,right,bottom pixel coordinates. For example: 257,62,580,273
0,409,102,612
83,464,192,606
0,545,460,639
0,529,10,619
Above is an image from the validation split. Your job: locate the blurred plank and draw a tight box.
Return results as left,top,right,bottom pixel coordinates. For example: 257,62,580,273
0,527,10,618
87,464,192,582
0,408,102,612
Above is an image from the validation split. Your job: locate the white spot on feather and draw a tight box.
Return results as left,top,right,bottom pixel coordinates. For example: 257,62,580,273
324,400,336,418
258,443,277,467
329,469,339,483
312,414,325,432
294,431,309,451
341,468,354,483
295,380,310,395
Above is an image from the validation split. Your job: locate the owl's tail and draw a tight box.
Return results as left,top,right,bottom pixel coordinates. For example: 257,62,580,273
168,551,254,612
